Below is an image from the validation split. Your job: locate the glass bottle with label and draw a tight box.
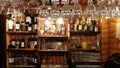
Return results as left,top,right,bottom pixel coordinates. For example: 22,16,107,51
33,14,38,31
20,37,25,48
9,36,16,48
16,21,20,31
78,20,83,32
94,21,100,32
69,17,74,31
25,9,31,31
83,18,88,32
34,35,38,49
15,37,20,49
20,21,26,31
8,19,14,31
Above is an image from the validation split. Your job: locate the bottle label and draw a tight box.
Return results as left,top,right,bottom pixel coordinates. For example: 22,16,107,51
9,58,14,63
34,24,38,30
34,41,37,45
11,41,15,46
16,41,20,45
79,25,82,31
28,27,32,31
74,24,77,31
8,23,13,30
95,26,98,32
90,26,93,31
26,16,31,24
21,42,25,47
16,24,20,30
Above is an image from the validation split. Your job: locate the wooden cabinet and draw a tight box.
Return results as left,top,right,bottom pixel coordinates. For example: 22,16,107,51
6,18,38,68
37,18,69,68
69,18,102,66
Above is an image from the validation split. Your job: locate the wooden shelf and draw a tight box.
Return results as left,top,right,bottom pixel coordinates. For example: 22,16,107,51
39,50,68,52
7,48,38,51
70,31,101,36
69,49,100,52
74,62,103,65
10,65,36,68
38,35,68,38
41,64,68,68
6,31,37,35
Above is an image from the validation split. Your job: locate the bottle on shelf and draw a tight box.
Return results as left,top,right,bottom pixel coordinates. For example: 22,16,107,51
15,21,20,31
25,9,32,31
28,23,32,32
34,35,38,49
78,18,83,32
69,17,74,32
33,13,38,31
73,19,78,32
9,36,16,48
83,18,88,32
94,21,100,32
8,52,14,65
20,21,26,31
15,37,21,49
8,19,14,31
20,37,25,48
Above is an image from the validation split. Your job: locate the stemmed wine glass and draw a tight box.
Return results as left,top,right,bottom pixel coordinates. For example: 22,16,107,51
84,0,97,18
39,0,49,18
72,0,82,18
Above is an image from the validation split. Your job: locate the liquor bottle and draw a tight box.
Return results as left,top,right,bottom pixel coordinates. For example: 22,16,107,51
28,23,32,32
16,21,20,31
20,21,26,31
73,19,78,32
89,20,94,32
20,37,25,48
9,36,16,48
15,37,20,49
69,17,74,31
24,9,31,31
83,18,88,32
34,35,38,49
8,53,14,65
94,21,100,32
8,19,14,31
78,20,83,32
33,14,38,31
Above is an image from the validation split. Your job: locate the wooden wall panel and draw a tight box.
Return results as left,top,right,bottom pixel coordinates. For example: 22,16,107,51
108,18,120,55
101,19,109,62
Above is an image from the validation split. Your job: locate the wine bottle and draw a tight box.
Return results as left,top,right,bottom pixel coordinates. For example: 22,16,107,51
16,21,20,31
34,35,38,49
33,14,38,31
28,23,32,32
78,20,83,32
24,9,31,31
9,36,16,48
15,37,20,49
20,37,25,48
20,21,26,31
8,19,14,31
